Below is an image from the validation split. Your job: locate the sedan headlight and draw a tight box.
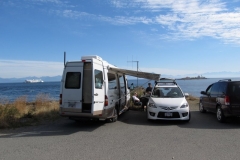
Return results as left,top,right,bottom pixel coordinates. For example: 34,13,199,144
148,103,157,108
180,103,189,108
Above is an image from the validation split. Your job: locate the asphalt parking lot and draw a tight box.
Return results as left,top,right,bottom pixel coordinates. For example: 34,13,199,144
1,102,240,160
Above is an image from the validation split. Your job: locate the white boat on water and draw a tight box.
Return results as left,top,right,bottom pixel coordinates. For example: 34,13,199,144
25,79,44,83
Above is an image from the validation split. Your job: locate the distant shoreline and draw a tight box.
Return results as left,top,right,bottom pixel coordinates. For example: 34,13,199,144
177,77,207,80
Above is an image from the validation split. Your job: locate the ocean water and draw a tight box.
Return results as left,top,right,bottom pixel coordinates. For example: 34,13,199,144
128,77,240,97
0,82,61,102
1,78,240,102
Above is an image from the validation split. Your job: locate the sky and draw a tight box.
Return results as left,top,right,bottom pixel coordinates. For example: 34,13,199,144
1,0,240,78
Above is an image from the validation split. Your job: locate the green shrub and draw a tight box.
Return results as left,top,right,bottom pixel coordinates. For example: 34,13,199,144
0,105,19,128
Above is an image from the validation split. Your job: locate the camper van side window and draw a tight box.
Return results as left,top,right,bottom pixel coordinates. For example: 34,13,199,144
119,75,125,90
108,73,117,89
65,72,81,89
94,70,103,89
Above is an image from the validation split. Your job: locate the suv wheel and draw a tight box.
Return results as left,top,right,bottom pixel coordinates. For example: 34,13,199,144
199,102,206,113
216,107,225,123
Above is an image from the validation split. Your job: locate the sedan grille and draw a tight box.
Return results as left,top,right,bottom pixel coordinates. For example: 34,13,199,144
159,106,178,110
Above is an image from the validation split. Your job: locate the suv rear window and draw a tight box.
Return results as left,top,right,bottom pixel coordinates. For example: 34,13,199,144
65,72,81,89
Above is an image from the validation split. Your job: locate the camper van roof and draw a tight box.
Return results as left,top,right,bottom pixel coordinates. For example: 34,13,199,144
81,55,103,61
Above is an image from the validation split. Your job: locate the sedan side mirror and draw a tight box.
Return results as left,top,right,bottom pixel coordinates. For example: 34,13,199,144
184,93,189,97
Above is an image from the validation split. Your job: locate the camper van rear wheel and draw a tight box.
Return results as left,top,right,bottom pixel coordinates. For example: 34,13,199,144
112,108,118,122
107,108,118,123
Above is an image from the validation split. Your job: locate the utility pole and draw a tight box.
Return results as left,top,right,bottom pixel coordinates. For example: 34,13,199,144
127,60,139,87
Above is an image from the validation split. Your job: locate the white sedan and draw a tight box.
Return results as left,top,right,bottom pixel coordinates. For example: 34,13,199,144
146,80,190,122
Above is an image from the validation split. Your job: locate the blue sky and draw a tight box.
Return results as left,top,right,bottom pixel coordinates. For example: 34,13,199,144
1,0,240,78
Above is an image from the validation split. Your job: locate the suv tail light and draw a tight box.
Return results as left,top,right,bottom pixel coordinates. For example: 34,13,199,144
104,95,108,106
225,95,230,105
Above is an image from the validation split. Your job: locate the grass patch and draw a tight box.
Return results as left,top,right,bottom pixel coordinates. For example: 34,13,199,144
0,94,60,129
186,95,199,101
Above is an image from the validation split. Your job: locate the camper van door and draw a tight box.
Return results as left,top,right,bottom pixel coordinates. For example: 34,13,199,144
118,74,127,111
92,59,105,115
63,63,83,110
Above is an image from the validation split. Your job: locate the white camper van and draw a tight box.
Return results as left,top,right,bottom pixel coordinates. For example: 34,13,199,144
59,55,160,122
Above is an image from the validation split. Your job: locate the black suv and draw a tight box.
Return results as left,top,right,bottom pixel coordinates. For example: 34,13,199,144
199,79,240,122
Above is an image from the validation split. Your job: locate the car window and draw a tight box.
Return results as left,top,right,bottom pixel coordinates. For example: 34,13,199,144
108,73,117,89
152,87,183,98
94,70,103,89
65,72,81,89
218,82,227,94
210,83,220,94
229,82,240,95
206,84,212,94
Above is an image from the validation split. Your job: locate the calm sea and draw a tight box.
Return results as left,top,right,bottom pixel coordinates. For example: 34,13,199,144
1,78,240,102
128,77,240,97
0,82,61,102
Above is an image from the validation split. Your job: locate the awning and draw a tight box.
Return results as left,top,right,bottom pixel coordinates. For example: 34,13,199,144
108,67,160,81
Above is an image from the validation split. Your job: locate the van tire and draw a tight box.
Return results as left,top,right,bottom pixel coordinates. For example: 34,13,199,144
106,108,118,123
112,108,118,122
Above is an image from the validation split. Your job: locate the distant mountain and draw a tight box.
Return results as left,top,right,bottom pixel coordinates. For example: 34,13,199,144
0,71,239,83
162,71,240,79
0,76,62,83
128,71,240,80
201,71,240,78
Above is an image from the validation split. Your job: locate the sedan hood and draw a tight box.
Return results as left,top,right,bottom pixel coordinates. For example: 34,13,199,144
149,97,187,107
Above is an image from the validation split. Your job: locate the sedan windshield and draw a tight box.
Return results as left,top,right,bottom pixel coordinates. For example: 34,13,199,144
152,87,184,98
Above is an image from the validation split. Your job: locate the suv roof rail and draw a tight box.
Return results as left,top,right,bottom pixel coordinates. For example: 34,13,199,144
218,79,231,82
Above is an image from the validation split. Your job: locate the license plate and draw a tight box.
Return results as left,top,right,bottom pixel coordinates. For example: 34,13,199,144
165,112,172,117
68,102,76,108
